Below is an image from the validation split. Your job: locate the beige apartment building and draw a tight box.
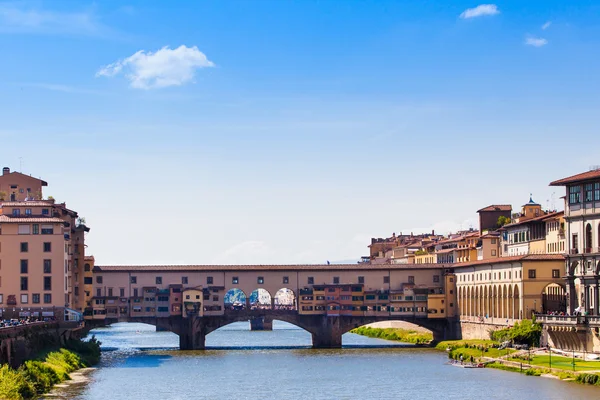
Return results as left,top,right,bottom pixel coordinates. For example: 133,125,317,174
0,168,90,318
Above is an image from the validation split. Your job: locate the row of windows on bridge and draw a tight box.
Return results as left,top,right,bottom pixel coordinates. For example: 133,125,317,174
300,294,428,301
94,275,439,286
301,305,430,312
97,305,434,314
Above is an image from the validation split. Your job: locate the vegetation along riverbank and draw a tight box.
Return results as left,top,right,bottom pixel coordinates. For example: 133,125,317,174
350,326,433,344
353,320,600,388
0,336,101,400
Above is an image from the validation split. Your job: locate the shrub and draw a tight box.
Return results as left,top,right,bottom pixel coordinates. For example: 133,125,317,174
576,374,600,385
20,361,60,394
525,368,541,376
0,365,35,400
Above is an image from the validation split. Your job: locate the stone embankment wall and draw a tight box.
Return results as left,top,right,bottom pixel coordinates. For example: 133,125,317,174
459,321,509,340
0,322,82,368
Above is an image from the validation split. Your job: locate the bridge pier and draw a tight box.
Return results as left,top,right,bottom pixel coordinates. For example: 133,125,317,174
310,316,343,349
179,318,206,350
250,317,273,331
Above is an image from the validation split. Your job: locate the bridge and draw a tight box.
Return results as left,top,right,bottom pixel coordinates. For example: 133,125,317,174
86,263,460,349
94,309,456,349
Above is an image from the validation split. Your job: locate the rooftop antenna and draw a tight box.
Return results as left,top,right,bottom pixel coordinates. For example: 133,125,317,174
551,192,556,211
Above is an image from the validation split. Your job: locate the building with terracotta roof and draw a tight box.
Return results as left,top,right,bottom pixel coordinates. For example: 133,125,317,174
499,196,562,257
0,170,91,319
0,167,47,202
550,167,600,315
454,254,566,337
477,204,512,235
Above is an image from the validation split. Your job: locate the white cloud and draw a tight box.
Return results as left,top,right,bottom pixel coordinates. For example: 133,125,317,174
0,3,108,36
525,36,548,47
541,21,552,30
459,4,500,19
96,45,215,89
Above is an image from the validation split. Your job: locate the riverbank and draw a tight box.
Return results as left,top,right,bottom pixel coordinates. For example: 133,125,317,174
350,326,432,344
0,337,101,400
437,339,600,387
351,325,600,388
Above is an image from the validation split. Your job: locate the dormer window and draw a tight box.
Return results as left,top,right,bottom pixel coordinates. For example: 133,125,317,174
25,209,32,215
12,209,20,216
41,209,49,215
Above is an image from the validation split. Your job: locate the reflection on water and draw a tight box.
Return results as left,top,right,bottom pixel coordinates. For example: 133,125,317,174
49,321,600,400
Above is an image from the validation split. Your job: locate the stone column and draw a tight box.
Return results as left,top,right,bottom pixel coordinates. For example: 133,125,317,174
595,281,600,316
584,282,590,314
566,276,577,314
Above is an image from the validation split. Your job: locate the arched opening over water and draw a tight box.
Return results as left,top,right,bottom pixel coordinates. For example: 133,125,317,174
274,288,296,310
224,288,247,310
249,288,272,310
344,320,434,346
88,322,180,350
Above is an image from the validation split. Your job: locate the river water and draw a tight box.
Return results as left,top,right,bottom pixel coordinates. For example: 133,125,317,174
48,321,600,400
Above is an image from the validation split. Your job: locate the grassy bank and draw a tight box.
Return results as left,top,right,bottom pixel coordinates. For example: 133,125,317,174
436,340,600,387
435,339,515,361
509,354,600,372
350,327,433,344
0,336,101,400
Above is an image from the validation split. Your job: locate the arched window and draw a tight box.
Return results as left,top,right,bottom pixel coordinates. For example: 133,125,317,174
585,224,593,253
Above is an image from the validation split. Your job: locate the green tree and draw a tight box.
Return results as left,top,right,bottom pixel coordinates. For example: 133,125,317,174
497,216,511,227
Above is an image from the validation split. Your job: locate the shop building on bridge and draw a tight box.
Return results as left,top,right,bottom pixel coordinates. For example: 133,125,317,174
88,264,458,322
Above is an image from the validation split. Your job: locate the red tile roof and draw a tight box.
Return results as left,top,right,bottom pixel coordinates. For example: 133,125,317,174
477,205,512,212
550,169,600,186
502,211,563,229
0,171,48,186
94,263,450,272
453,254,564,268
0,201,54,207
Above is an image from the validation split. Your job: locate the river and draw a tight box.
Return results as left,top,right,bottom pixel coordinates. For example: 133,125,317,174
48,321,600,400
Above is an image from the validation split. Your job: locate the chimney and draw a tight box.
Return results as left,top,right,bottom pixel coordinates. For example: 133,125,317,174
432,229,435,235
2,167,9,175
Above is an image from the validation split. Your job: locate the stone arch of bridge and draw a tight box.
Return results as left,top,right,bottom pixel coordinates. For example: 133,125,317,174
93,312,454,350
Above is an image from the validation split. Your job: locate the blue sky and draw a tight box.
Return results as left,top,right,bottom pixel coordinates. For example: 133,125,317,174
1,1,599,264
